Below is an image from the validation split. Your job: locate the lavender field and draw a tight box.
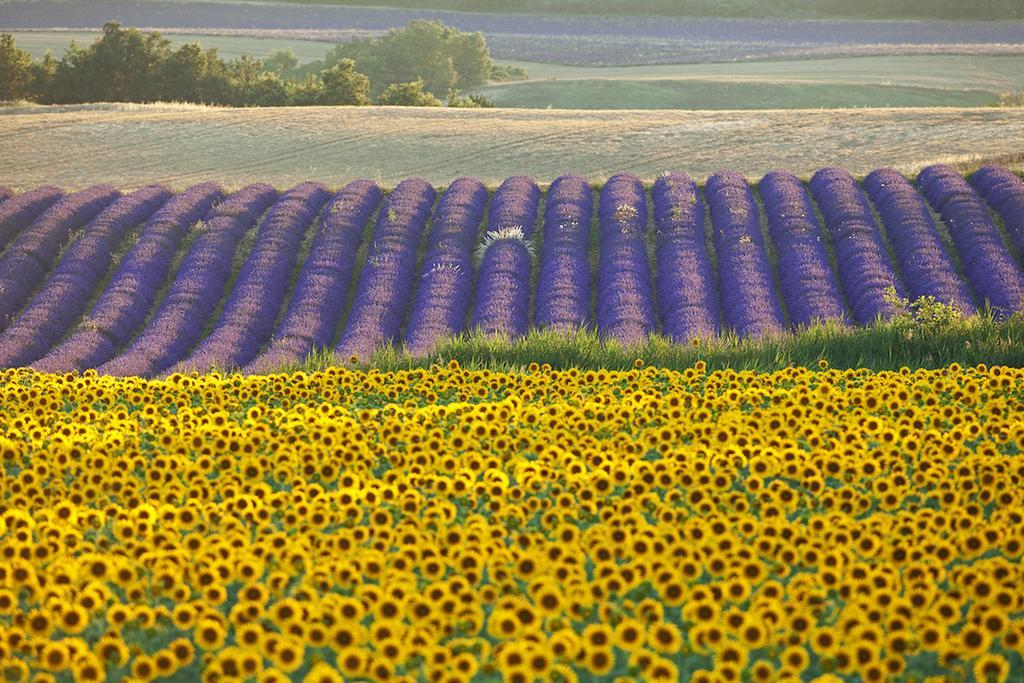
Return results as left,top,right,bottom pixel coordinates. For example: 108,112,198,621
0,165,1022,374
4,0,1024,64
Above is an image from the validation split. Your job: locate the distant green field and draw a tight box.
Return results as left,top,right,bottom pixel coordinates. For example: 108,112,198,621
481,55,1024,109
7,30,334,63
480,79,998,109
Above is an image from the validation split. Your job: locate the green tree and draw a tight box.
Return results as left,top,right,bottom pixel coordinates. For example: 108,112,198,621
58,22,172,102
289,73,326,106
160,42,214,102
375,79,442,106
0,34,33,101
447,29,491,91
375,20,457,97
264,48,299,77
28,51,56,102
193,48,235,104
313,37,386,91
318,59,370,105
229,55,291,106
44,40,88,104
309,20,495,98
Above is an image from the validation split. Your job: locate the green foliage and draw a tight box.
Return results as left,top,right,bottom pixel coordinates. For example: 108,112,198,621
44,23,173,104
375,78,442,106
158,42,233,104
447,29,492,91
228,54,290,106
882,287,968,339
312,20,492,97
0,33,34,101
263,47,299,77
447,88,494,107
318,58,371,105
1,20,493,108
282,307,1024,375
489,63,529,83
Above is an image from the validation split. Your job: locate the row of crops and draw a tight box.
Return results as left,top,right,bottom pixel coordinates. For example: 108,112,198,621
0,165,1022,375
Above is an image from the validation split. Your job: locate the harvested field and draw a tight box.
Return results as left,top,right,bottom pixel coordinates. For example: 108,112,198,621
2,104,1023,190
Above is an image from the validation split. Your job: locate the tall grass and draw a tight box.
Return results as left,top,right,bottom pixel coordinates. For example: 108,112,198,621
265,297,1024,375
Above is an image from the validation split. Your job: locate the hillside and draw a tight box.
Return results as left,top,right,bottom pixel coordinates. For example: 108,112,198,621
2,104,1022,190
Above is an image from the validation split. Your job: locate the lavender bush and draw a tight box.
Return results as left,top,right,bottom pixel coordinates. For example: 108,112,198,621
918,164,1024,317
809,168,904,324
652,172,720,341
246,180,382,373
758,171,847,327
1,167,1022,373
863,168,976,314
98,184,278,377
970,165,1024,261
0,185,119,332
471,176,541,339
32,183,223,372
706,171,785,337
596,173,657,345
0,186,171,368
174,182,331,373
534,175,593,332
405,178,488,356
334,178,436,362
0,186,63,252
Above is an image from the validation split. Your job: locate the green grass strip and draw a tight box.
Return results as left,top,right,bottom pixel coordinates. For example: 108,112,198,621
257,297,1024,375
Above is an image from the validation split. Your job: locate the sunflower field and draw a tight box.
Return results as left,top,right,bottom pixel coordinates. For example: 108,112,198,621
0,361,1021,683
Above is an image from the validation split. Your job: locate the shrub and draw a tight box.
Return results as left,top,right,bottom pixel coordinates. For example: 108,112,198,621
375,79,442,106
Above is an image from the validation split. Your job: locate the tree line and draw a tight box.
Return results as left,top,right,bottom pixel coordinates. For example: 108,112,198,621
0,21,509,107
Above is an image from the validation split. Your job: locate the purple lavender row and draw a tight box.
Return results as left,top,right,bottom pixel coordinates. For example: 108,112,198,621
652,172,720,341
706,171,785,338
334,178,436,361
33,183,223,373
405,178,488,355
471,176,541,338
0,186,63,252
0,186,172,369
0,185,119,332
758,171,846,327
488,176,542,242
863,169,976,314
970,165,1024,260
0,189,10,205
245,180,382,373
98,184,278,377
173,183,331,373
809,168,903,324
596,173,657,345
534,175,593,332
918,164,1024,317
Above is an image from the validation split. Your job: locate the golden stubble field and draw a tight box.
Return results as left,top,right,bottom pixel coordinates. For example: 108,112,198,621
1,104,1022,189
